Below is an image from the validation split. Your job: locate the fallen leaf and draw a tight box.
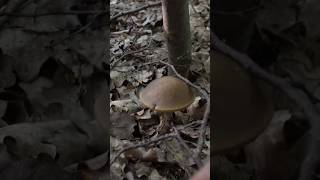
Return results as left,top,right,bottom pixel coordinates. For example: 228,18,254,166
111,112,136,139
110,99,139,113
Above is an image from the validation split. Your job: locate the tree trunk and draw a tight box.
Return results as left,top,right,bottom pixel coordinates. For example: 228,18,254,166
162,0,192,77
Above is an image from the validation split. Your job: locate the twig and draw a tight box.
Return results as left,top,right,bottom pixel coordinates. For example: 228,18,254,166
177,120,202,130
173,127,202,167
0,10,108,17
110,133,176,164
110,1,161,22
111,42,152,68
111,29,130,36
111,60,161,69
212,33,320,180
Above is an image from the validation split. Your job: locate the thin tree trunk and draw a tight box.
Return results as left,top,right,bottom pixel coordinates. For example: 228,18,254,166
162,0,192,77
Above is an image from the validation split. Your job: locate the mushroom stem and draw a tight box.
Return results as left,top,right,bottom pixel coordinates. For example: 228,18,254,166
158,112,173,134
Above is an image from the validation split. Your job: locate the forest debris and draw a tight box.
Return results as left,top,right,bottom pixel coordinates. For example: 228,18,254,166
110,112,136,139
161,138,196,176
110,0,209,179
110,99,139,113
148,169,167,180
187,96,205,120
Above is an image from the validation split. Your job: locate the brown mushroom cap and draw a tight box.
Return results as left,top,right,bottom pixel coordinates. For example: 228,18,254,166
139,76,194,112
213,50,273,154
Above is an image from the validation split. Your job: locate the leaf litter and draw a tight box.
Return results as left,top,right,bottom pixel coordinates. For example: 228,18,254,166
110,0,210,179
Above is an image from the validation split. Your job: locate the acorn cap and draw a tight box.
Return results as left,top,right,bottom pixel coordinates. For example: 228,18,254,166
213,51,273,154
139,76,194,112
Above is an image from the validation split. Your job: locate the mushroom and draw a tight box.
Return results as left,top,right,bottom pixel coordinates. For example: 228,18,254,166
139,76,195,134
213,50,273,154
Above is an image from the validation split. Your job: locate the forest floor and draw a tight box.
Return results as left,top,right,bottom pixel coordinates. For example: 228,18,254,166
0,0,319,179
110,0,210,179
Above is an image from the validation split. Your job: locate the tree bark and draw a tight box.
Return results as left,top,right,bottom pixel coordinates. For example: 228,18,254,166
161,0,192,77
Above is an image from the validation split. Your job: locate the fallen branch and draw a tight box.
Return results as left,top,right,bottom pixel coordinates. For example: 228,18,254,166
110,2,161,22
212,33,320,180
